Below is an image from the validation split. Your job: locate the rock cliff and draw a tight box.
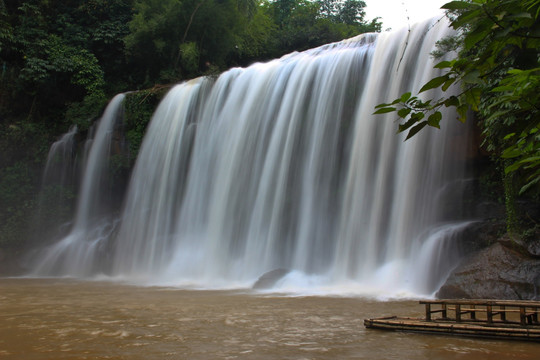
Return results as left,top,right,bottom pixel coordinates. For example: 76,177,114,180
438,238,540,300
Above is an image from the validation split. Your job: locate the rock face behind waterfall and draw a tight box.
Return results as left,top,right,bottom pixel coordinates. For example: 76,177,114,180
435,180,540,300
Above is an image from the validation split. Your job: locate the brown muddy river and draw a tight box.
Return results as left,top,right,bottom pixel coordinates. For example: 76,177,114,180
0,278,537,359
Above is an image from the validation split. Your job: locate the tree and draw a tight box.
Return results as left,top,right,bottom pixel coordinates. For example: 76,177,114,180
0,0,12,54
317,0,338,19
232,2,279,64
337,0,366,25
374,0,539,233
264,0,381,56
125,0,259,84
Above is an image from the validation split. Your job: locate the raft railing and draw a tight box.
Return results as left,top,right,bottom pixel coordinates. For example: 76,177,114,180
420,299,540,326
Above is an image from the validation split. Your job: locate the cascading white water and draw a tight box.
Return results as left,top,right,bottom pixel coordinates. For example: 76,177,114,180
33,18,473,296
31,94,125,276
32,125,79,242
41,125,79,188
74,94,126,230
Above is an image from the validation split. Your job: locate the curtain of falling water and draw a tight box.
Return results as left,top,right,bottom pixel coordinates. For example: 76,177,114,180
32,94,125,276
32,125,79,243
332,19,469,294
110,18,470,295
33,18,472,296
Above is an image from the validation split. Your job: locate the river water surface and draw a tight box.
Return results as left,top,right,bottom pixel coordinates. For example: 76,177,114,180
0,278,537,359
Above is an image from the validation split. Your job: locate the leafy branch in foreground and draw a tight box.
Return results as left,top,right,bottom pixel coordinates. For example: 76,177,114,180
375,0,540,197
373,70,470,141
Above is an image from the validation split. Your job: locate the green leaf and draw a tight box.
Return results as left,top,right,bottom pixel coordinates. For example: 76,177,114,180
504,161,524,173
519,175,540,195
462,70,481,84
373,107,397,115
465,87,482,111
442,77,456,91
398,116,420,133
491,85,515,92
410,112,425,121
427,112,442,129
502,147,522,159
452,8,483,28
398,108,412,118
506,12,533,19
444,96,460,107
442,1,474,10
434,61,453,69
464,25,490,50
519,156,540,164
405,121,428,140
419,75,449,93
457,104,468,122
400,92,412,102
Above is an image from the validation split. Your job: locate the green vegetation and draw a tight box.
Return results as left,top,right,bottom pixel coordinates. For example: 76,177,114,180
0,0,381,250
124,88,168,161
375,0,539,237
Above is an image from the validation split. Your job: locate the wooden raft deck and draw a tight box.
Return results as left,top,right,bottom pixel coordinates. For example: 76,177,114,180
364,299,540,341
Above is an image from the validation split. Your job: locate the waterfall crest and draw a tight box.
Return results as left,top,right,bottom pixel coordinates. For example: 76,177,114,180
32,19,473,297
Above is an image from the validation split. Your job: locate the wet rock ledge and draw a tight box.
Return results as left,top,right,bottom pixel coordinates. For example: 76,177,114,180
437,237,540,300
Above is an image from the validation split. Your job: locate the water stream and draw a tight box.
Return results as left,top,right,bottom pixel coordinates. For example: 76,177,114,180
30,18,473,297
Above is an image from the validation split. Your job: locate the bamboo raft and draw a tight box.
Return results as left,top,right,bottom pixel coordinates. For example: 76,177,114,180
364,299,540,341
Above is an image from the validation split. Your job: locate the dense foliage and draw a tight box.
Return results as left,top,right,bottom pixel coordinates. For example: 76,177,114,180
0,0,381,249
375,0,539,235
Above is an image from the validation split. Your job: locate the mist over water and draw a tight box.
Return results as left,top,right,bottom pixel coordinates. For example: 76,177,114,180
30,18,473,297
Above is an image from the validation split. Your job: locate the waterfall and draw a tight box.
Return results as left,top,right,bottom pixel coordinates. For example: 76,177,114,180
42,125,79,188
33,125,79,242
31,18,473,297
31,94,125,276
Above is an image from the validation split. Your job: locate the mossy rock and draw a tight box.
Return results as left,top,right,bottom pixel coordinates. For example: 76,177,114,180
124,86,170,162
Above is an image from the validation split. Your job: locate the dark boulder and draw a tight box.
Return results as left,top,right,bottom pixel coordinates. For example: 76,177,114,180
437,240,540,300
252,268,290,289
